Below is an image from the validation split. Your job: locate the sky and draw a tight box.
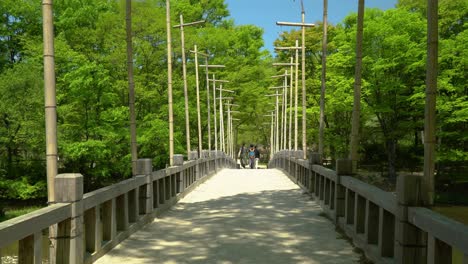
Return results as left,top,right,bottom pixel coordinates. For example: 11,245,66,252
224,0,399,54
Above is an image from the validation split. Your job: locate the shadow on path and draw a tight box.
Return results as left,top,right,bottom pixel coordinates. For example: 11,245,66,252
96,169,359,264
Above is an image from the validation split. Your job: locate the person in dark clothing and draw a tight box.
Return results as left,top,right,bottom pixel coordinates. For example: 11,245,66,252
254,145,260,169
238,143,246,168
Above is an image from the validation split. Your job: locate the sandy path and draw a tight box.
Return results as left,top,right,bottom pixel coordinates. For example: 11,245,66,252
95,169,359,264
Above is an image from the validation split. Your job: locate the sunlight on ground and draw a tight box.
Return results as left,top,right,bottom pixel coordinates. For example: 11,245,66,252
95,169,360,264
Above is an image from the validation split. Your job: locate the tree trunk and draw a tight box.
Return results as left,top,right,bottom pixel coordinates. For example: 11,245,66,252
349,0,365,172
386,138,397,180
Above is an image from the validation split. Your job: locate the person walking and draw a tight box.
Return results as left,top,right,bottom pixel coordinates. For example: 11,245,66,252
248,144,256,169
238,143,246,168
254,145,260,169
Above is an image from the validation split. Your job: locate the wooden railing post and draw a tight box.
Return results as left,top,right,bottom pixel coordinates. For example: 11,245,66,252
336,159,352,224
102,198,116,243
116,193,129,232
18,231,42,264
395,175,426,263
173,154,184,193
128,189,138,224
54,173,84,264
137,159,153,215
84,206,101,256
308,152,321,194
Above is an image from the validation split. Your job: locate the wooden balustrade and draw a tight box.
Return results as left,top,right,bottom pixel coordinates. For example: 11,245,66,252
0,151,236,264
269,151,468,264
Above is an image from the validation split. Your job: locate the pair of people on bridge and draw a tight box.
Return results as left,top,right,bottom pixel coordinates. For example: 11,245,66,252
239,144,260,169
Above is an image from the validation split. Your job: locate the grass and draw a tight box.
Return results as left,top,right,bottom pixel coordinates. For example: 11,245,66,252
0,206,43,222
432,206,468,225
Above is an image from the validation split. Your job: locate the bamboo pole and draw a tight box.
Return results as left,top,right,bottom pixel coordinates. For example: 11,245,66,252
289,57,293,150
319,0,328,157
212,74,218,152
349,0,365,171
219,85,224,152
178,15,191,156
126,0,138,176
194,45,202,157
42,0,57,207
270,114,274,159
295,40,299,150
283,71,288,150
423,0,438,206
279,81,284,151
301,5,307,159
205,58,211,151
275,92,280,153
42,0,58,261
174,16,205,157
227,103,232,158
166,0,174,166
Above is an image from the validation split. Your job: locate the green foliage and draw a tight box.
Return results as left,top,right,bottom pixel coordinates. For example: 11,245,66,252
0,0,272,199
275,2,467,180
0,0,466,202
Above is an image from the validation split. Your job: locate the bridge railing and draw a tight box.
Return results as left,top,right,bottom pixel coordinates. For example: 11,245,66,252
269,150,468,264
0,151,236,264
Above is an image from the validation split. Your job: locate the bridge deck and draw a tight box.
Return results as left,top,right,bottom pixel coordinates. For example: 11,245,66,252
95,169,360,264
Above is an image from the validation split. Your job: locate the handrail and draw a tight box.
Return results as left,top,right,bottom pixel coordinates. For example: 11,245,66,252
0,203,71,248
408,207,468,255
0,151,236,264
340,176,397,214
269,151,468,264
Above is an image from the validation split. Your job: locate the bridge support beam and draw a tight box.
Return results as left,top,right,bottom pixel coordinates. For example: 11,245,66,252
173,154,184,166
335,159,352,224
54,173,84,264
308,152,321,194
395,175,427,263
137,159,153,215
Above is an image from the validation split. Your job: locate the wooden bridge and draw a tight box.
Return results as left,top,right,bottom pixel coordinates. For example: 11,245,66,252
1,151,467,264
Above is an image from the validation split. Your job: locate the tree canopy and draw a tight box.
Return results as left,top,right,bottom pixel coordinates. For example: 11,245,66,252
0,0,466,201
